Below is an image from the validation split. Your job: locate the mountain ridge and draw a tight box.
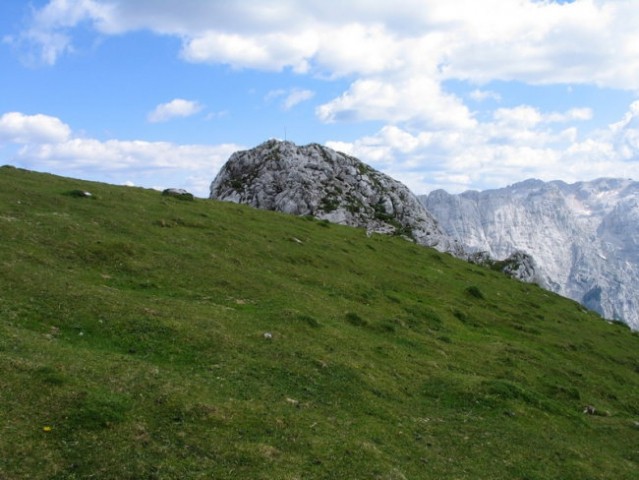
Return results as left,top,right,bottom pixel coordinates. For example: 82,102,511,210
422,177,639,329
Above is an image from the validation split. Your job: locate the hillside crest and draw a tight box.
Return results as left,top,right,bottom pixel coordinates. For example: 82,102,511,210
2,165,639,478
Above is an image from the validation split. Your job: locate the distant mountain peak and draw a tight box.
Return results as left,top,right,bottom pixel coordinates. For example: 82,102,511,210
422,178,639,329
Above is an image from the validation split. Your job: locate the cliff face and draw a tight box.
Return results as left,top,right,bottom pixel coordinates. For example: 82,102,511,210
422,178,639,329
210,140,456,251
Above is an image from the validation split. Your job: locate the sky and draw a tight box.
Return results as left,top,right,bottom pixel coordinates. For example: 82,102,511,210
1,0,639,198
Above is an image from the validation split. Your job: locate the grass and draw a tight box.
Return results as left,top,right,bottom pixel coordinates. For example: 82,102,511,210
1,165,639,479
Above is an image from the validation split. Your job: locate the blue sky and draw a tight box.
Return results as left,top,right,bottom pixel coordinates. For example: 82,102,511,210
1,0,638,197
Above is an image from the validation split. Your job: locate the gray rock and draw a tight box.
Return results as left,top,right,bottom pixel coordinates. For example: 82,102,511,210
67,189,93,198
162,188,194,201
210,140,456,251
422,178,639,329
468,249,542,284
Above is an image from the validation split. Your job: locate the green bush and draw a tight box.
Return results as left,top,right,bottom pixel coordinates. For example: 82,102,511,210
465,285,485,299
345,311,367,327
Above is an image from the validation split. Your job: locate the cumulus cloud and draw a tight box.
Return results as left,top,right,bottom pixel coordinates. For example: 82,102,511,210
283,89,315,110
607,100,639,160
20,138,231,171
17,137,239,197
469,89,501,102
264,89,286,102
16,1,639,87
0,112,71,144
493,106,544,129
14,0,639,138
317,76,476,129
6,0,113,65
10,0,639,195
545,108,594,123
265,88,315,110
181,31,317,73
327,102,639,195
312,23,403,77
2,111,240,197
147,99,203,123
483,106,593,148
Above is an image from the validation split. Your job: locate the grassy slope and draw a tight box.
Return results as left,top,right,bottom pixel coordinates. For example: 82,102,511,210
1,166,638,480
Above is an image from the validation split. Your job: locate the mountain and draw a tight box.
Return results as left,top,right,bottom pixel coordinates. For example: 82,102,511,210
2,166,639,479
422,178,639,329
210,139,458,252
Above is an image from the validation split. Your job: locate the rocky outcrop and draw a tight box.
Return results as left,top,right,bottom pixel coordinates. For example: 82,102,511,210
210,140,456,251
422,178,639,329
162,188,194,201
467,250,542,284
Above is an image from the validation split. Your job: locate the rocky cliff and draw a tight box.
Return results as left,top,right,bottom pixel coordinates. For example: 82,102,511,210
422,178,639,329
210,140,456,251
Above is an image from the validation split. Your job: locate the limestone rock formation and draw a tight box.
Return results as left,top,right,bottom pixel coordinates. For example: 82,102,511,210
162,188,194,200
422,178,639,329
210,140,455,251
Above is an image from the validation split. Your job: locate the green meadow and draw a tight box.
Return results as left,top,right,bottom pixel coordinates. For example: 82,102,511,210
1,165,638,479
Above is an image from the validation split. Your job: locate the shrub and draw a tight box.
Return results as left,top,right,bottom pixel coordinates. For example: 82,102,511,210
453,309,467,322
345,312,367,327
465,285,485,299
297,314,321,328
320,196,340,212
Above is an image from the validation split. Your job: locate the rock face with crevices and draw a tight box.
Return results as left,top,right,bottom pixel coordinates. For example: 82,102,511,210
422,178,639,329
209,140,456,251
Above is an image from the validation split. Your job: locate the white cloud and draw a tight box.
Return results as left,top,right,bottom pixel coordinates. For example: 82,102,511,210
312,23,403,77
181,31,317,73
484,106,593,147
8,0,113,65
3,111,240,197
608,100,639,160
15,0,639,140
147,99,203,123
18,1,639,88
6,98,639,201
546,108,594,123
317,76,476,129
317,78,397,123
204,110,228,121
17,138,240,197
283,89,315,110
264,89,286,101
0,112,71,144
265,88,315,110
469,89,501,102
431,0,638,88
10,1,639,197
326,101,639,195
493,106,543,129
491,105,592,129
20,138,232,171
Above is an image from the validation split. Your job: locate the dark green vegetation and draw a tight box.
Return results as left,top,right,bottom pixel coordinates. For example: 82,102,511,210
1,166,639,479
